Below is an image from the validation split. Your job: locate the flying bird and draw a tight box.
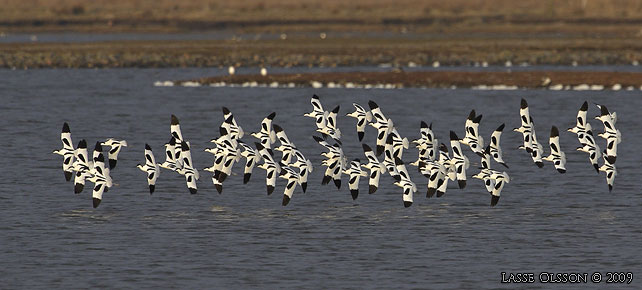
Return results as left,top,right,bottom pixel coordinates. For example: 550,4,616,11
543,126,567,173
53,122,75,181
346,103,372,141
137,144,160,194
101,138,128,170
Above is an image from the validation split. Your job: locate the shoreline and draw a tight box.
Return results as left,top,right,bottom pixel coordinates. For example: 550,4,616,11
174,71,642,90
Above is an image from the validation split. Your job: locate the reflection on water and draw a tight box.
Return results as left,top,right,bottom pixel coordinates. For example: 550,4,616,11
1,68,641,288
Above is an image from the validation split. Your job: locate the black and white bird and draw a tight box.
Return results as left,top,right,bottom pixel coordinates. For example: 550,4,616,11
489,124,509,168
594,103,617,124
388,127,409,158
343,159,368,200
475,145,496,195
91,142,113,192
543,126,566,173
251,112,277,149
176,141,199,194
416,159,447,198
436,143,456,197
170,114,184,141
576,132,601,173
279,165,301,206
598,153,617,192
72,139,92,194
206,126,238,192
361,144,386,194
317,105,341,140
136,144,160,194
567,101,592,145
460,110,485,156
449,131,470,189
472,169,510,206
273,124,296,164
393,158,417,208
346,103,372,141
255,142,281,195
221,106,244,139
314,135,346,189
304,95,329,137
290,147,313,193
88,151,108,208
595,105,621,163
412,121,439,162
238,141,261,184
382,134,401,181
527,116,545,168
368,100,393,156
101,139,128,170
159,137,179,172
513,98,533,153
53,122,75,181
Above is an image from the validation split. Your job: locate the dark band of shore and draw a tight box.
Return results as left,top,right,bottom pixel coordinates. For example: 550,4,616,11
178,71,642,89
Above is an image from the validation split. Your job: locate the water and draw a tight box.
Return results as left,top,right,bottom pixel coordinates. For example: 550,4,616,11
1,68,641,289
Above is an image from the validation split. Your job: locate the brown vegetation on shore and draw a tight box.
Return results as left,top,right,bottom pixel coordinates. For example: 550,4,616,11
184,71,642,89
2,0,642,33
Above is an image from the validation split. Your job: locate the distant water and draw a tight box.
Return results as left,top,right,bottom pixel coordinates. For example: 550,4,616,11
1,68,641,289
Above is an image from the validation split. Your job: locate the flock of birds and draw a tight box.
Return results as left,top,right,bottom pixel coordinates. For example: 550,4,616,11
54,96,620,208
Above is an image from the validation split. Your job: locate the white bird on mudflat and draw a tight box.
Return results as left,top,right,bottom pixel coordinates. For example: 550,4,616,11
289,147,313,193
489,123,509,168
221,107,244,139
598,152,617,192
449,131,470,189
460,110,485,156
273,124,295,164
101,139,127,170
393,158,416,208
176,141,199,194
313,135,346,189
279,165,301,206
251,112,277,149
543,126,566,173
53,122,75,181
361,144,386,194
368,100,393,156
595,105,621,163
412,121,438,162
346,103,372,141
343,159,368,200
255,142,281,195
238,141,261,184
137,144,160,194
513,98,533,154
72,139,92,194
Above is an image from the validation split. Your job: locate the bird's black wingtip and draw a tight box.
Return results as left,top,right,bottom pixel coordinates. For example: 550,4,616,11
74,183,84,194
171,114,180,125
580,101,588,111
78,139,87,148
64,171,73,181
267,185,275,195
267,112,276,120
496,123,505,131
62,122,70,133
149,184,155,194
215,184,223,194
109,159,117,170
189,188,198,194
450,131,459,140
334,179,341,190
357,131,364,142
94,141,103,152
551,126,559,137
467,110,476,120
436,190,446,197
403,201,412,208
536,161,544,168
92,198,101,208
362,143,372,152
282,195,291,206
520,98,528,109
369,185,377,194
557,168,566,174
368,100,378,110
491,195,500,207
301,182,307,193
350,190,359,200
222,106,230,115
420,121,428,128
243,173,251,184
145,143,152,150
458,180,466,189
427,188,436,198
332,105,340,113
